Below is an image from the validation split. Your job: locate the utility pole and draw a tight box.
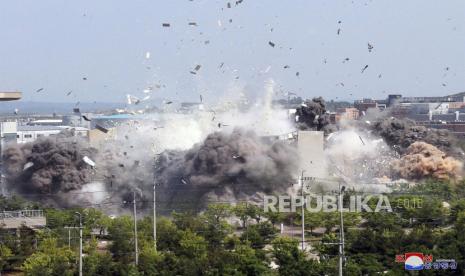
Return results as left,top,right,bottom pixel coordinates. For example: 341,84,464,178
153,184,157,251
300,170,305,251
74,212,83,276
338,183,346,276
133,191,139,266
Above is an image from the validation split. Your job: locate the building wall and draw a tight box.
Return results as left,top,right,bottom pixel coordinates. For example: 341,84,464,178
297,131,326,179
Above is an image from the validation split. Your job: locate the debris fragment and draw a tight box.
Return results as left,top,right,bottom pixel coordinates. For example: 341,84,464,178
188,22,197,26
36,88,44,93
66,90,73,96
23,162,34,171
268,41,275,47
358,135,366,145
194,64,201,71
82,77,87,80
127,94,140,105
227,2,231,8
368,43,373,52
162,23,170,27
73,108,80,113
82,115,91,121
95,125,109,133
83,156,96,167
361,65,369,73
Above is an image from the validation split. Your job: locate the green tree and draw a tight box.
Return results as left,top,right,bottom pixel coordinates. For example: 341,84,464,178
108,216,135,263
0,244,12,273
272,237,321,276
22,238,76,276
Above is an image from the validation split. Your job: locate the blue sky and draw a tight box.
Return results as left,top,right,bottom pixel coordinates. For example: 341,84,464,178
0,0,464,103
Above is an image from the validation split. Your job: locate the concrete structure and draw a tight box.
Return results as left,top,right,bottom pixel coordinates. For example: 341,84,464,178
0,92,22,101
297,131,326,179
0,210,46,229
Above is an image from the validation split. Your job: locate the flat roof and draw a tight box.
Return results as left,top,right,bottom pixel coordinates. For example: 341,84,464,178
18,125,89,131
0,92,22,101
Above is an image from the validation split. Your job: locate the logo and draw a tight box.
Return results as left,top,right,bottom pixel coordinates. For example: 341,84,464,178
395,252,456,271
404,253,426,270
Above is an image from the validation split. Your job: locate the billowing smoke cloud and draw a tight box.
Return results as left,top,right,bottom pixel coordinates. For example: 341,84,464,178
3,131,97,198
156,128,298,207
392,142,463,181
295,97,335,133
369,117,462,157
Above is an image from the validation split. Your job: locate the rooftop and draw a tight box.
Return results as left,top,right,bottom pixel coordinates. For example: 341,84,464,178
0,92,22,101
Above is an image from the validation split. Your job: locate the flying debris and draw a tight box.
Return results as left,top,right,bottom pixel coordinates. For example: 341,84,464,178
194,64,202,71
127,94,140,105
95,125,109,134
162,23,171,27
343,57,350,63
296,72,300,77
284,65,290,69
227,2,231,8
165,101,173,105
368,43,373,52
268,41,275,47
36,88,44,93
204,40,210,45
378,74,382,78
200,95,203,103
188,22,198,26
23,162,34,171
14,108,19,115
337,28,341,35
82,115,91,122
83,156,96,167
358,135,366,145
361,65,369,73
73,108,80,113
82,77,87,80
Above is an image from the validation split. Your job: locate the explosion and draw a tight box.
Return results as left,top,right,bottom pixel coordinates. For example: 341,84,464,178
156,128,298,207
295,97,335,133
370,117,461,156
3,131,97,195
392,142,463,181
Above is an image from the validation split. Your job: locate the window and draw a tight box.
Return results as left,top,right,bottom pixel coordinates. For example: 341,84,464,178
24,134,32,138
37,134,44,137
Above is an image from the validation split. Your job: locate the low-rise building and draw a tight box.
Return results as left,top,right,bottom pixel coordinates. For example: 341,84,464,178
16,125,88,144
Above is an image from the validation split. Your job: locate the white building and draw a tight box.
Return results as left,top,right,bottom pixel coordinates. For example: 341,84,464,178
16,125,88,144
